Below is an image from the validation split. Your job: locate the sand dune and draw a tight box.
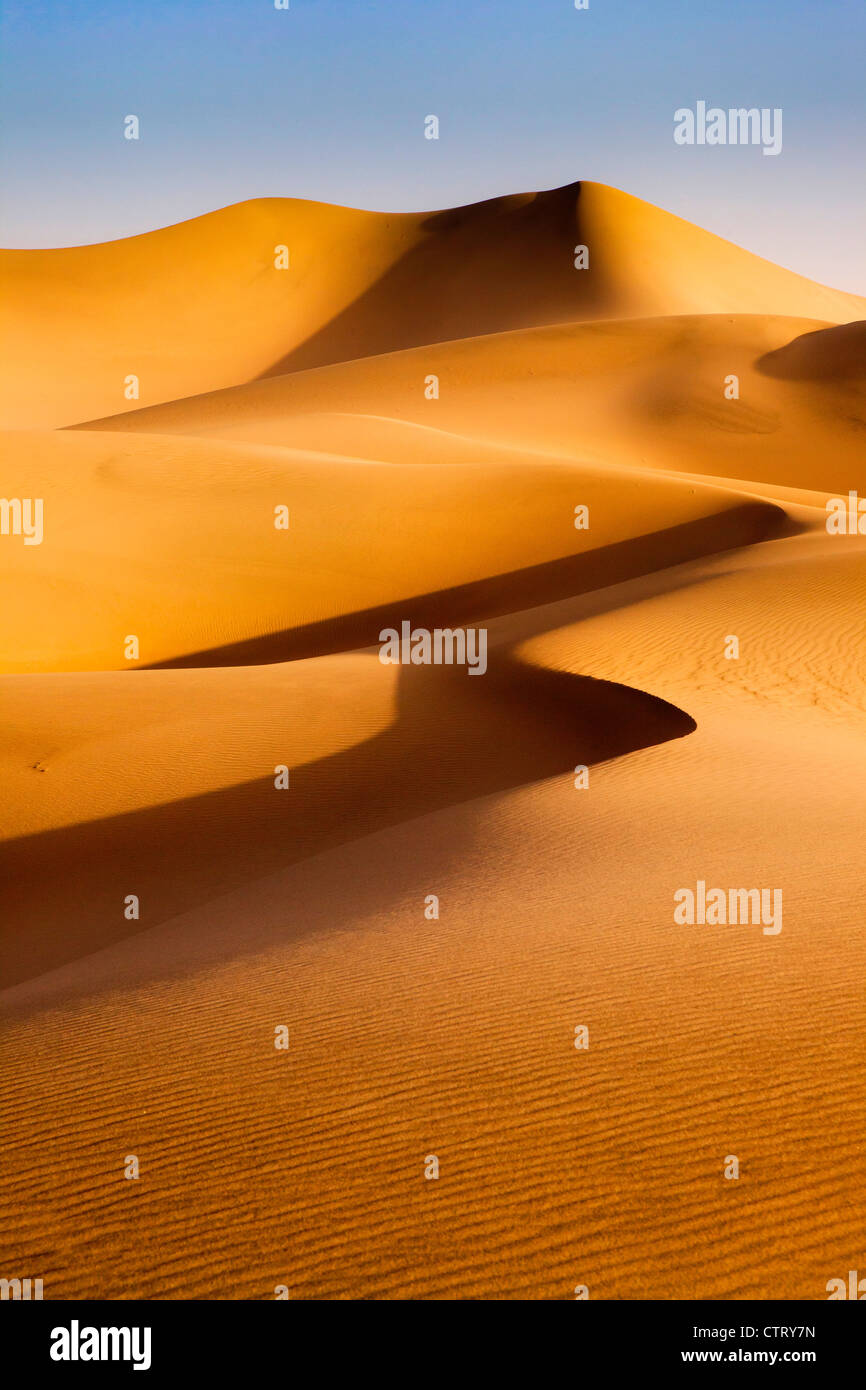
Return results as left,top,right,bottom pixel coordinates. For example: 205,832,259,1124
2,523,864,1299
80,314,866,495
0,647,697,987
0,425,786,674
1,180,864,1301
3,181,864,430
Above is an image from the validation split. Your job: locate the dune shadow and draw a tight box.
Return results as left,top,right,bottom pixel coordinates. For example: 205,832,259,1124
253,183,610,379
755,320,866,382
143,500,793,671
0,647,696,992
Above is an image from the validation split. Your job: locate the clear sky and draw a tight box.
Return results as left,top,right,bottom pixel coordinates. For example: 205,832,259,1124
1,0,863,292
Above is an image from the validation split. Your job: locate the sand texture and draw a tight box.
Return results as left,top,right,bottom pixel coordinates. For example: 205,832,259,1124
1,182,864,1300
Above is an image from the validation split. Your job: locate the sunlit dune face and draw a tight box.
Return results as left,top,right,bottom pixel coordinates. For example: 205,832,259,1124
1,183,865,1302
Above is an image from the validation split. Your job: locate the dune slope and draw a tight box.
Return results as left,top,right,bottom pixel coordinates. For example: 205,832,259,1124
1,526,864,1299
0,425,787,673
1,177,864,1303
4,181,864,429
80,314,866,496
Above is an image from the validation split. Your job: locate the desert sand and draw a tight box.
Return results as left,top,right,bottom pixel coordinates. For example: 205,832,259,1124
1,181,864,1300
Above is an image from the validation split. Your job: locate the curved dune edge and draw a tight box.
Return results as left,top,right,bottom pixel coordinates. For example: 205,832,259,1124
0,650,696,988
1,524,864,1299
0,424,788,674
3,180,865,430
1,177,865,1301
76,314,866,495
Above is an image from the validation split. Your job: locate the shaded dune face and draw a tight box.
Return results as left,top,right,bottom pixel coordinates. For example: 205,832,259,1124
141,505,788,671
2,181,866,1302
756,319,866,380
0,425,788,675
76,313,866,497
0,653,695,989
2,180,864,429
252,184,619,377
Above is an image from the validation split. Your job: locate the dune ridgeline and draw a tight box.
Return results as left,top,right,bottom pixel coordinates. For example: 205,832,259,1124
1,180,864,1300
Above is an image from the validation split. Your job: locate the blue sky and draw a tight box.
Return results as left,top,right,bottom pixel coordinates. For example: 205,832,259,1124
1,0,863,292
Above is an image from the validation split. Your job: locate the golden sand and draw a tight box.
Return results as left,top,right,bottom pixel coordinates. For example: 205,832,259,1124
1,182,864,1299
